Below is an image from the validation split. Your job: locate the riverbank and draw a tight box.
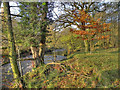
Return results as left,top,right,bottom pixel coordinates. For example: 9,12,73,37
2,54,66,88
1,48,67,66
8,48,119,88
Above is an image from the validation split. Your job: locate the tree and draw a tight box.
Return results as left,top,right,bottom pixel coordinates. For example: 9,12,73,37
69,9,111,52
46,24,58,62
57,28,83,55
3,2,25,88
92,2,118,49
56,2,110,52
38,2,48,65
19,2,54,66
103,2,118,48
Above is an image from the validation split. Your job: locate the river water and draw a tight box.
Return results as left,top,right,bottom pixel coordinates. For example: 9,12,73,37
2,49,66,87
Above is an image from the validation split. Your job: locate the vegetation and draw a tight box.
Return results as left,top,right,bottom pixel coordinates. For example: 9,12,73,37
1,1,119,89
8,48,119,88
3,2,25,88
70,9,111,52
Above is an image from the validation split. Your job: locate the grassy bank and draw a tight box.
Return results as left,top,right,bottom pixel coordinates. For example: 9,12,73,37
10,48,119,88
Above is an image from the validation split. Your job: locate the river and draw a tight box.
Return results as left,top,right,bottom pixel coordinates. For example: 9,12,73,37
2,49,66,87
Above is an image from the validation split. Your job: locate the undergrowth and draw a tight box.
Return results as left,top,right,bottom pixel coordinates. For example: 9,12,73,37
9,48,120,88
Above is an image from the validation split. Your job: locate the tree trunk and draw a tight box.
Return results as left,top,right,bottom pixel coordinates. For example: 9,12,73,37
30,46,37,68
3,2,25,88
82,22,90,53
39,43,45,64
53,28,56,62
17,46,23,77
90,40,94,52
84,40,90,53
30,46,37,59
38,2,48,65
67,48,70,55
1,7,6,32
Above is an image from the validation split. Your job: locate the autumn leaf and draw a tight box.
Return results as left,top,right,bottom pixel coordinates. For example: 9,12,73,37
70,9,111,41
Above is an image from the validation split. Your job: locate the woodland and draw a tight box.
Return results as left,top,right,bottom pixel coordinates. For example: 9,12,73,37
0,1,119,88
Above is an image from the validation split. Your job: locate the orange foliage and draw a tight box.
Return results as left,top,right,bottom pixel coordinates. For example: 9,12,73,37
70,9,111,40
2,56,5,58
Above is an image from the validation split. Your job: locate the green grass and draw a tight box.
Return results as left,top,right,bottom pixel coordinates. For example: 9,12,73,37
12,48,119,88
60,48,119,88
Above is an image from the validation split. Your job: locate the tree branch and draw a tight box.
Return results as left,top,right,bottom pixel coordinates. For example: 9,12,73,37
10,6,20,7
10,14,22,17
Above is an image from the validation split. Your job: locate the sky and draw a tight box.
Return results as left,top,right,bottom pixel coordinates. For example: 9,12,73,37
0,1,118,29
0,2,64,20
0,1,118,18
1,2,20,15
0,2,66,30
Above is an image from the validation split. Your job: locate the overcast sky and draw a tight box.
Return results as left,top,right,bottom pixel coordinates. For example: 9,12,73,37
1,2,20,15
0,1,118,17
0,2,64,20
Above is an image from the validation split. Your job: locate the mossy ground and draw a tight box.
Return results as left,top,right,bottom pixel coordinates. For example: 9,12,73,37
11,48,120,88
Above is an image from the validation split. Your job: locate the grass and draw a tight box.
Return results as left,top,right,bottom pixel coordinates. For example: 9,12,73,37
60,48,119,88
10,48,120,88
